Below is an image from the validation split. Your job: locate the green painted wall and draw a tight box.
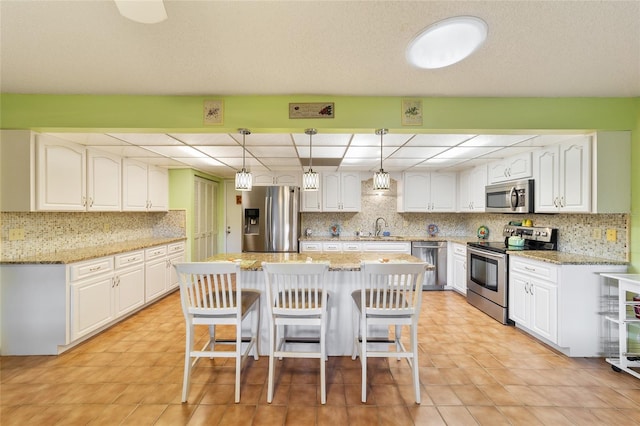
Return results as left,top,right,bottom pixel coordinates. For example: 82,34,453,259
1,94,638,268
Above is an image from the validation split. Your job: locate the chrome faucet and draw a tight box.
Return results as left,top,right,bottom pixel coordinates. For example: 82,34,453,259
374,217,388,236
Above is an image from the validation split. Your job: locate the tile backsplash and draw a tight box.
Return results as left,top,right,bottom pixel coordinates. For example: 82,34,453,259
1,210,186,260
302,178,629,261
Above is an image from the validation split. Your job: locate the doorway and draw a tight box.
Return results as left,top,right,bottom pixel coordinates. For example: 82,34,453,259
193,176,218,261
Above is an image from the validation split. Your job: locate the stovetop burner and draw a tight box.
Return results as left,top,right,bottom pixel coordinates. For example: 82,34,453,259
468,225,558,254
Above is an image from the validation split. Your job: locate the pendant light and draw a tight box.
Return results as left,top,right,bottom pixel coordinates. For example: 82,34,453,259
373,128,390,191
302,128,319,191
235,128,252,191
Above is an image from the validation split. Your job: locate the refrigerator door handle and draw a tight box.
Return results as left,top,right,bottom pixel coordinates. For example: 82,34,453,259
265,193,273,251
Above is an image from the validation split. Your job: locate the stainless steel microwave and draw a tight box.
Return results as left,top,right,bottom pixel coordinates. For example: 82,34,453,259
485,179,534,213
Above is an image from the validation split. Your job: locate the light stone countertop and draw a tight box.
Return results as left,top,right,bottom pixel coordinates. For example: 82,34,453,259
0,237,187,265
205,252,433,272
508,250,628,265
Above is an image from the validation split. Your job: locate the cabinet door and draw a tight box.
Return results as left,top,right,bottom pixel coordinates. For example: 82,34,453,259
252,172,276,186
322,173,341,211
458,169,472,212
530,279,558,343
340,172,361,211
508,273,530,325
469,166,487,211
300,242,322,252
87,149,121,211
487,160,509,184
430,173,457,211
145,258,167,302
533,147,560,213
452,253,467,294
274,172,300,186
403,172,429,211
166,252,185,291
559,138,591,212
506,152,532,181
71,274,114,341
114,265,145,317
36,136,86,211
122,159,148,211
301,187,322,212
147,166,168,211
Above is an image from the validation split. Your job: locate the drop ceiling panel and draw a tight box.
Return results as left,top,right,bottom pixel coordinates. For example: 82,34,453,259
292,133,352,146
246,145,298,157
407,134,475,146
107,133,183,146
142,145,209,157
244,134,293,145
47,133,130,146
461,134,536,147
96,145,164,157
432,146,501,159
344,146,394,159
390,146,449,158
297,146,346,158
196,146,246,157
169,133,238,145
349,133,413,147
259,157,302,167
171,157,228,168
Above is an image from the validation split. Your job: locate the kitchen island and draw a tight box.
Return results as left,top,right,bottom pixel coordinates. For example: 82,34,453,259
205,252,432,356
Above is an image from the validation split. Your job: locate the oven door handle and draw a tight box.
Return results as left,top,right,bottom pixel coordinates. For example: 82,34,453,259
468,248,506,260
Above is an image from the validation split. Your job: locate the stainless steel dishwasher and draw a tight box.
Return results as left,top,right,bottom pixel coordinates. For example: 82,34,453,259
411,241,447,290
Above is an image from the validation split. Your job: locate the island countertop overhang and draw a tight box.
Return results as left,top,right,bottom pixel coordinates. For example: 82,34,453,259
205,252,433,272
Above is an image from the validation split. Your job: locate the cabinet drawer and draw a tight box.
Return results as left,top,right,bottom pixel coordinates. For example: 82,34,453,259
69,256,114,282
322,242,341,252
342,242,362,252
510,257,558,282
453,244,466,256
145,245,167,260
115,250,144,269
363,242,411,253
167,242,185,254
300,242,322,252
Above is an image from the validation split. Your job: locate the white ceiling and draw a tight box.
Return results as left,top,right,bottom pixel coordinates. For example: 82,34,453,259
3,1,639,178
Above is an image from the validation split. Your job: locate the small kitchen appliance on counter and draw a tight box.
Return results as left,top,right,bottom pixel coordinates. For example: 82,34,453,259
466,225,558,324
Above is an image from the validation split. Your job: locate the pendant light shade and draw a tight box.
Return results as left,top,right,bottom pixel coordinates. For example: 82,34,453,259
235,128,252,191
303,128,319,191
373,128,390,191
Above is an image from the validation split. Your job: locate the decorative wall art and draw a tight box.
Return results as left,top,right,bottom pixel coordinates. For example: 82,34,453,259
401,99,422,126
203,100,224,125
289,102,334,119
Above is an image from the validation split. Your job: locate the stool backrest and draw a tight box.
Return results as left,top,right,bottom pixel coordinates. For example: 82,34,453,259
360,262,427,316
262,262,329,316
174,262,241,318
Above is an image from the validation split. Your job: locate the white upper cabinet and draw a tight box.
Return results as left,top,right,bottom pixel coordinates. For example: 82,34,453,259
488,152,532,184
122,159,168,211
534,136,591,213
86,149,121,211
301,182,322,212
458,165,487,212
322,172,361,212
399,171,457,212
36,134,87,211
252,171,300,186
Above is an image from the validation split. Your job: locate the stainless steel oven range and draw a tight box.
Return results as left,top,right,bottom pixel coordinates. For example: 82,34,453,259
466,225,558,324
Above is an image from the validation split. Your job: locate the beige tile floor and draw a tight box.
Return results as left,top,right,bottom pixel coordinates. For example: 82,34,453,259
2,290,640,425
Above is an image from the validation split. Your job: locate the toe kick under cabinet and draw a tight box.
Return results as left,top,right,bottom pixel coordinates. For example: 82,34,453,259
0,241,184,355
508,256,626,357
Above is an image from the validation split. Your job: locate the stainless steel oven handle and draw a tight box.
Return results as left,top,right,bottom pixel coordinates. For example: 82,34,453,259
468,247,507,260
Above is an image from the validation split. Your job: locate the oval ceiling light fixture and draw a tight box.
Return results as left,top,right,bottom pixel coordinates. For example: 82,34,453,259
406,16,488,69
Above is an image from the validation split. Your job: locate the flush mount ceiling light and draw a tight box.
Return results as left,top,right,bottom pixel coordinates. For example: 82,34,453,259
373,129,390,191
406,16,488,69
235,128,252,191
302,128,319,192
114,0,167,24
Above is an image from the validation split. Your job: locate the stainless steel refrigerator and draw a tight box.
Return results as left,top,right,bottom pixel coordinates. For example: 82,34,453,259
242,186,300,253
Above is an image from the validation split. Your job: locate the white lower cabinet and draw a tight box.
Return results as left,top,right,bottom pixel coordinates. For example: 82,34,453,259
71,271,115,341
167,242,186,291
509,256,626,357
449,243,467,295
300,242,322,252
145,245,168,301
